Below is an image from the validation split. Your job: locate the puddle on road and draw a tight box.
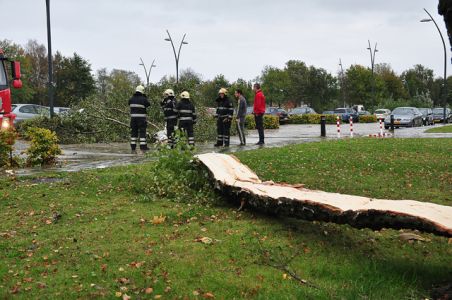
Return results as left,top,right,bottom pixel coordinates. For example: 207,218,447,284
10,124,449,176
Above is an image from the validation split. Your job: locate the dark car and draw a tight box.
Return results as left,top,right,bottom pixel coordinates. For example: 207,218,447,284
432,107,452,123
333,108,359,122
418,108,434,126
288,107,317,116
265,107,289,123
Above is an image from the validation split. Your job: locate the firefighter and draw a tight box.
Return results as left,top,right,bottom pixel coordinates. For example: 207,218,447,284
214,88,234,147
160,89,178,148
129,85,150,154
176,91,196,147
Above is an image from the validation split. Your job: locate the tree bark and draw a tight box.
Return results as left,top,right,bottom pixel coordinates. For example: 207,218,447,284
196,153,452,237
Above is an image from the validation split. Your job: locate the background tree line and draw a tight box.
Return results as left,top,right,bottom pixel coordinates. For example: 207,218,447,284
1,38,451,114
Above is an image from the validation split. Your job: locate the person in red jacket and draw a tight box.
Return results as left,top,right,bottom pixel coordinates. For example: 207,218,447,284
253,83,266,145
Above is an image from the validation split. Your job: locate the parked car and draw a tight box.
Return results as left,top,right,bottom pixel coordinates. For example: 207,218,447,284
418,108,434,126
358,110,371,116
432,107,452,123
374,108,391,120
333,108,359,122
265,107,289,123
11,104,50,124
288,106,317,116
384,107,423,129
54,107,71,115
322,110,335,115
246,106,254,115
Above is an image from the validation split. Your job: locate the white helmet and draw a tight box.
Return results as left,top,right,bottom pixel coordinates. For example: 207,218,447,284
135,85,145,94
163,89,175,97
218,88,228,95
180,91,190,99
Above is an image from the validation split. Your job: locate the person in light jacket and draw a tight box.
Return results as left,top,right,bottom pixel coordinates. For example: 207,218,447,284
234,89,247,145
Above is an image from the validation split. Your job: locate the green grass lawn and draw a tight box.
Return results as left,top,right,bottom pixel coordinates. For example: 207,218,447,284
425,124,452,133
0,138,451,299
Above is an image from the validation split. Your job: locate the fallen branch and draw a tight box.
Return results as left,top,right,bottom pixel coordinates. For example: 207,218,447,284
103,107,161,130
255,238,318,289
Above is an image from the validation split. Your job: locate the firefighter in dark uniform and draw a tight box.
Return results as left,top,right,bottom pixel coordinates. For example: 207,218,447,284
160,89,178,148
214,88,234,147
129,85,150,153
439,0,452,50
176,91,196,147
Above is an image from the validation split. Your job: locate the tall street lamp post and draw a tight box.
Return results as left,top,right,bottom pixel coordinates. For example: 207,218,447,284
45,0,54,117
139,57,156,93
339,59,346,107
164,30,188,84
421,8,448,125
367,40,378,108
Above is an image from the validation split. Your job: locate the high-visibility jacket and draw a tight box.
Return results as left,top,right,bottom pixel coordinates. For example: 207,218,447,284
176,99,197,124
215,96,234,120
129,92,150,118
160,96,178,121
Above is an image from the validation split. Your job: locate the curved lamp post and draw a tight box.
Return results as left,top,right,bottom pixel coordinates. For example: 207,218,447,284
421,8,448,125
139,57,156,93
165,30,188,84
367,40,378,108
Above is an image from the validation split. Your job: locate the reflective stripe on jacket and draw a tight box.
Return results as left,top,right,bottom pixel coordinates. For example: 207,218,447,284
129,92,150,118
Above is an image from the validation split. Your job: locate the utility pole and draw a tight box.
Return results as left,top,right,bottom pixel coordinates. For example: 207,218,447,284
45,0,54,117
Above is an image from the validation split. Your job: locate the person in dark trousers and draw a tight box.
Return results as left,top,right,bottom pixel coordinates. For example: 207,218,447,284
160,88,178,148
214,88,234,147
253,83,266,145
129,85,150,154
234,89,247,145
176,91,196,147
439,0,452,51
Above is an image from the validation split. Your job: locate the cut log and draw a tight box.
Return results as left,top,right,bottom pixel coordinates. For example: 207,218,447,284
195,153,452,237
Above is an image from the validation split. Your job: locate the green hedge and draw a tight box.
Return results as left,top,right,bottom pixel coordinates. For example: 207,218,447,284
359,115,378,123
288,114,339,124
245,115,280,130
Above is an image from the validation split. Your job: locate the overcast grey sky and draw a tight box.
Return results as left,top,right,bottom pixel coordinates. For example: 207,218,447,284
2,0,448,83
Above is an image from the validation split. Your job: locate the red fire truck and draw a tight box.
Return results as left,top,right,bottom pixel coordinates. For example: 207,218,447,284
0,48,22,131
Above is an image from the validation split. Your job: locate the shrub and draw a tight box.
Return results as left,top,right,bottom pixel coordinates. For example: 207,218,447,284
122,141,220,204
25,127,62,167
16,115,104,144
359,115,378,123
245,115,280,130
0,130,17,167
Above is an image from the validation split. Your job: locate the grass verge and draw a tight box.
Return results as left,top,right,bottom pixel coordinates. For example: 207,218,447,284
425,125,452,133
0,138,451,299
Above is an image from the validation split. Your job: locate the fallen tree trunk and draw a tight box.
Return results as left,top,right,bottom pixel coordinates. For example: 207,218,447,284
195,153,452,237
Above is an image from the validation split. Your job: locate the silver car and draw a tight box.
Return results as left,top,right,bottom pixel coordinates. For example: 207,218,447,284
384,107,423,129
288,107,317,115
11,104,50,124
374,109,391,120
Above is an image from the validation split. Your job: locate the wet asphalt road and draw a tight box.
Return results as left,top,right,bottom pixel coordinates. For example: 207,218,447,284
12,123,452,175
